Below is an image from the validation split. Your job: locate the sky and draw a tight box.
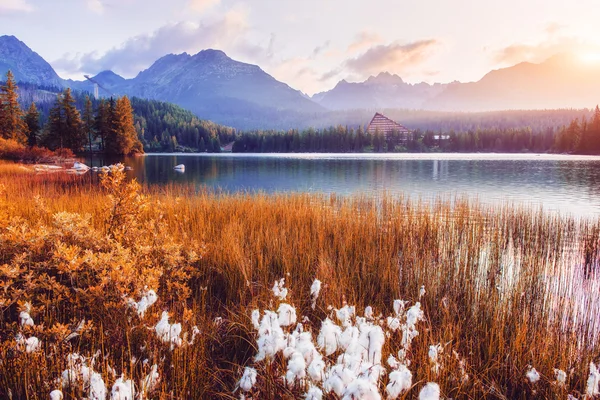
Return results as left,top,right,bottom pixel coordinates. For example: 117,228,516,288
1,0,600,95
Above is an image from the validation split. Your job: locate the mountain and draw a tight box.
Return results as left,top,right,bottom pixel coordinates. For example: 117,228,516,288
3,35,600,128
313,72,447,110
122,49,323,125
0,35,63,87
0,35,323,129
425,54,600,111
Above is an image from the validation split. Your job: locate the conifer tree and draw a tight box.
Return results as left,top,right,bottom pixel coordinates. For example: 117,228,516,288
105,96,143,155
83,96,94,153
42,95,65,150
42,89,85,152
61,88,85,151
93,99,110,151
24,102,40,147
0,71,27,143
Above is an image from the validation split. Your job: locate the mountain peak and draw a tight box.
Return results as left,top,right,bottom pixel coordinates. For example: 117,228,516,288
93,70,125,80
0,35,63,86
365,72,404,85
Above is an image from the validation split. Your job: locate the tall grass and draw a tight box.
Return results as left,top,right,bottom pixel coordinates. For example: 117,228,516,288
0,164,599,399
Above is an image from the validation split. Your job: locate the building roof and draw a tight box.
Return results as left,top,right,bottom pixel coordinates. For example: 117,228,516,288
366,112,411,134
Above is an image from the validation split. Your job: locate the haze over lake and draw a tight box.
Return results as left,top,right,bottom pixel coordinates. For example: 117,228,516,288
84,153,600,218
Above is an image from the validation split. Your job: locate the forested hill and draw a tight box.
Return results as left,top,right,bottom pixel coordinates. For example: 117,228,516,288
13,82,236,152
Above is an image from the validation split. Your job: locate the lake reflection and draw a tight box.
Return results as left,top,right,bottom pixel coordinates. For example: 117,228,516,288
83,153,600,218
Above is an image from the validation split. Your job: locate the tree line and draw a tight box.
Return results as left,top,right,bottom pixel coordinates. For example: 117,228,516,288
228,125,559,153
12,80,236,154
0,71,143,155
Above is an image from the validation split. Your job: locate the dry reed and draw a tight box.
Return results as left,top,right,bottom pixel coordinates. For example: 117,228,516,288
0,163,599,399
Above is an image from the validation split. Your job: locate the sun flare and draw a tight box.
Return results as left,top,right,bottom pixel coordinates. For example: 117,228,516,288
579,52,600,64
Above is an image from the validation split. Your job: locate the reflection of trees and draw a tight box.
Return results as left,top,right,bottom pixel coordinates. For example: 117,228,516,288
555,160,600,199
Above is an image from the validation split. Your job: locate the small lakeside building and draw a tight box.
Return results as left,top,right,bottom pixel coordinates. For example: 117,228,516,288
366,112,412,143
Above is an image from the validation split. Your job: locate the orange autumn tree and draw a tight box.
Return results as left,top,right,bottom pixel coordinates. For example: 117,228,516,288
105,96,144,155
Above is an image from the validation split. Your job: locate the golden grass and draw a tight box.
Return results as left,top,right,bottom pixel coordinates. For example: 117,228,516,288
0,163,599,399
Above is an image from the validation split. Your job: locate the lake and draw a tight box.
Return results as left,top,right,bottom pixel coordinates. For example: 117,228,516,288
83,153,600,219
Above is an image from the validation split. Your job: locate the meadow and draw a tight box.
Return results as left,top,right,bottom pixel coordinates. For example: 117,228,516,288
0,161,599,399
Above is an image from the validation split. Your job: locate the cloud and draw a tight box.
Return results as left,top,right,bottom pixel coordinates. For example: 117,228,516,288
494,35,587,65
52,9,267,77
344,40,438,76
87,0,104,14
346,31,383,54
312,41,330,57
187,0,220,13
0,0,34,13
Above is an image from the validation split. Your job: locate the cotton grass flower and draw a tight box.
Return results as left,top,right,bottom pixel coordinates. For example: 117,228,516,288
386,365,412,399
587,362,600,397
255,311,286,362
554,368,567,386
110,376,135,400
25,336,41,353
428,344,443,374
129,289,158,318
49,389,63,400
317,318,341,356
305,384,323,400
140,364,160,396
154,311,182,349
239,367,257,392
251,309,260,330
277,303,297,327
419,382,440,400
286,351,307,386
342,377,381,400
60,353,107,400
526,366,540,383
272,278,288,300
310,279,321,310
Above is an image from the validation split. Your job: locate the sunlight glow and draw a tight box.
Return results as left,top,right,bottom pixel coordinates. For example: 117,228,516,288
579,52,600,64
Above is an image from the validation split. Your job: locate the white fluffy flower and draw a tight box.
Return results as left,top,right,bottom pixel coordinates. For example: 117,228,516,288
310,279,322,310
110,376,135,400
272,278,288,300
587,362,600,397
317,318,341,356
305,384,323,400
419,382,440,400
251,309,260,330
154,311,182,349
277,303,297,327
526,366,540,383
25,336,41,353
341,378,381,400
49,390,63,400
239,367,257,392
386,365,412,399
554,368,567,386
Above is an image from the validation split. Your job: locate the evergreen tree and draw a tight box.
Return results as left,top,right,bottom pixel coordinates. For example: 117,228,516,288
61,88,85,152
94,99,110,151
42,95,65,150
41,89,85,152
24,102,40,147
83,96,94,153
0,71,27,143
106,96,144,155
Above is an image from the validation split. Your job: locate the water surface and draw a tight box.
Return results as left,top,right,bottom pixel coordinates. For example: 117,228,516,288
84,153,600,219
